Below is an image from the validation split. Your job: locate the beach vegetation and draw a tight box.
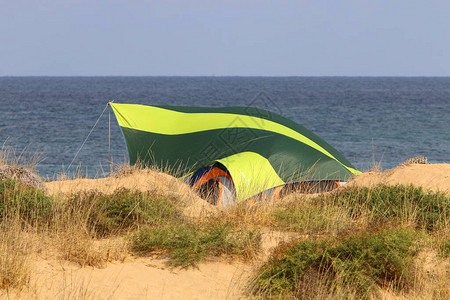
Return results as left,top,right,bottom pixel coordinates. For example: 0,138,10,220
437,237,450,258
268,198,352,235
0,220,32,290
64,189,183,237
0,152,448,299
331,185,449,231
0,178,53,227
249,227,421,299
130,222,261,269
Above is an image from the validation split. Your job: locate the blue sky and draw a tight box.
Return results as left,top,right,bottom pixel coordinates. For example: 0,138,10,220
1,0,449,76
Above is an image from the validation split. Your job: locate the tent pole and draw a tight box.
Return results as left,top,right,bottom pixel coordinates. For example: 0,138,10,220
108,101,114,175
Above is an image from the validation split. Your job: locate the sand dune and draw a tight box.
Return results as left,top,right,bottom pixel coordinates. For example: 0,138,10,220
14,163,443,299
45,169,215,218
347,163,450,194
3,231,293,300
45,169,199,200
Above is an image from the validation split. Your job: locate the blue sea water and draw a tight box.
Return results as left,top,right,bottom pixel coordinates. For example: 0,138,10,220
0,77,449,179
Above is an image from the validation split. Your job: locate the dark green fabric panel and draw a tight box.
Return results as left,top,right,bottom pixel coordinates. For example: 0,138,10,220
120,126,354,181
154,105,354,169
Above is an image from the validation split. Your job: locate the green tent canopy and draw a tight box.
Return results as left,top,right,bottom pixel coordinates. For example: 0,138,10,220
110,103,360,202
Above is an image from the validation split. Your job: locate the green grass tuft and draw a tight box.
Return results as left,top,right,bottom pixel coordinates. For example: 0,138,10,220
0,179,53,226
65,189,183,237
332,185,449,231
271,201,351,235
437,237,450,258
249,227,421,300
130,222,261,268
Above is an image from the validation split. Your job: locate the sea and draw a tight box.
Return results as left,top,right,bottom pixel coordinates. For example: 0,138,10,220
0,77,449,179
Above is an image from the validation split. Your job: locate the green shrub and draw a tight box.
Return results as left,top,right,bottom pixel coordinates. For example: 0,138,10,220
333,185,449,231
438,238,450,258
250,227,420,299
0,179,53,226
271,202,350,234
130,222,261,268
66,189,183,237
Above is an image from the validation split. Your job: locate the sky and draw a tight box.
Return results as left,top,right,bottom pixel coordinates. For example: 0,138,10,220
1,0,450,76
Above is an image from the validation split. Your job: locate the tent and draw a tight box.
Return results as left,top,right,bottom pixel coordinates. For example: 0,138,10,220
110,103,360,205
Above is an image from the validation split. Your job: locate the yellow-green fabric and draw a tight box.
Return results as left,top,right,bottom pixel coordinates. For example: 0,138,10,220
110,103,360,175
110,103,361,202
217,152,285,200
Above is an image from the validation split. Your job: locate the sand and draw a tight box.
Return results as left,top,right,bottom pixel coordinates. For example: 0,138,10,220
347,163,450,194
7,163,447,299
45,168,216,218
2,230,293,300
21,257,253,299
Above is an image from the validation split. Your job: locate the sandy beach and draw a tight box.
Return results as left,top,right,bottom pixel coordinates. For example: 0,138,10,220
2,163,449,299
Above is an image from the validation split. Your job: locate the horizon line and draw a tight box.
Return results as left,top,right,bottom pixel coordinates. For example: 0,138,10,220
2,75,450,78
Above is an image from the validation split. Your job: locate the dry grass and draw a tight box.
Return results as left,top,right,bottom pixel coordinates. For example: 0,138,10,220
369,140,384,172
211,201,280,227
111,163,143,178
0,220,33,290
57,227,127,268
54,277,101,300
209,193,356,238
0,144,44,187
0,143,43,170
48,190,132,267
0,147,448,299
411,246,450,300
5,273,120,300
378,248,449,300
